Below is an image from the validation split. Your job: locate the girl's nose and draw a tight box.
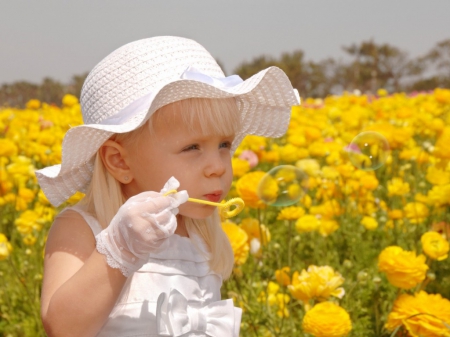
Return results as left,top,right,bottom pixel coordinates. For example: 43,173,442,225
203,152,226,177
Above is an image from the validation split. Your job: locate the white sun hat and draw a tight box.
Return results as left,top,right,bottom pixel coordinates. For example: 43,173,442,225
35,36,299,206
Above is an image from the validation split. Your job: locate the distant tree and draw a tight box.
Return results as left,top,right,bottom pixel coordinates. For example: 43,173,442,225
341,40,417,93
276,51,306,92
305,58,340,97
411,39,450,89
67,73,89,99
234,55,278,80
0,73,89,108
1,39,449,105
234,51,335,98
425,39,450,75
0,82,39,107
39,77,65,105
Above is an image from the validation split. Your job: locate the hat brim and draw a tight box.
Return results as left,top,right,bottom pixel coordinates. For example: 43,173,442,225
36,66,297,206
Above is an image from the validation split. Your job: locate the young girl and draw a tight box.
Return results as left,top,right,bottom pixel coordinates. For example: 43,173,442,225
36,36,298,337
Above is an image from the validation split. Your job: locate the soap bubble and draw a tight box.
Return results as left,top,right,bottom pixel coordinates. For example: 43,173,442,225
346,131,390,171
257,165,308,206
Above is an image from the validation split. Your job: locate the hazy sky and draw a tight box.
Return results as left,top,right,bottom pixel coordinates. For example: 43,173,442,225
1,0,450,85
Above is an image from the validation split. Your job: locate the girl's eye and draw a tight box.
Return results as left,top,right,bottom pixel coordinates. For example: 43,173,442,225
219,141,232,149
183,144,199,151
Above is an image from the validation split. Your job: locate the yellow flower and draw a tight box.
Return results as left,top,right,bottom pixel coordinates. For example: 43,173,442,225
421,231,449,261
275,266,291,286
336,163,355,179
426,166,450,185
386,291,450,337
260,150,280,163
236,171,267,209
321,166,340,180
239,218,270,256
14,210,42,234
301,194,312,209
434,88,450,104
359,174,379,190
302,302,352,337
231,158,251,178
308,142,328,157
319,219,339,237
0,138,18,157
377,88,388,96
433,127,450,159
388,209,403,220
414,192,428,204
399,147,430,164
0,179,13,194
23,234,37,246
310,200,343,218
287,133,306,147
378,246,428,289
221,222,249,266
62,94,79,107
18,187,36,204
427,184,450,206
304,126,322,141
296,215,320,233
387,177,410,196
361,216,378,230
259,281,290,318
240,218,270,244
404,202,429,224
26,99,41,110
275,293,290,318
0,233,13,260
288,265,345,302
279,144,301,162
67,191,85,205
296,159,321,177
38,189,51,205
277,206,305,221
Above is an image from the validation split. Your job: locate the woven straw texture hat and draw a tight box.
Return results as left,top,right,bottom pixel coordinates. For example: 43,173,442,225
36,36,298,206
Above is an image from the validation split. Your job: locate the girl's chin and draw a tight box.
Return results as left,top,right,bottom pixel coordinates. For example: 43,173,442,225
179,205,216,220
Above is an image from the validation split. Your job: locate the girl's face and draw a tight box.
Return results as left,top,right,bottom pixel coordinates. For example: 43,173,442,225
122,105,235,219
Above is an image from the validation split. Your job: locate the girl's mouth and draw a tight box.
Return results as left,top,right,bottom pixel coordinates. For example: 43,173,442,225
204,191,222,202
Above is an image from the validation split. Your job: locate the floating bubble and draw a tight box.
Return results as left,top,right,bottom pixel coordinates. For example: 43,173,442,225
257,165,308,207
346,131,390,171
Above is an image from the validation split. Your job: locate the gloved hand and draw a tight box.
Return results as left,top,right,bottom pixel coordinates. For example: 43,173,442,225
95,177,188,276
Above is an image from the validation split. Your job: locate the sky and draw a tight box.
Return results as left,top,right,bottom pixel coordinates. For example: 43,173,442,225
1,0,450,85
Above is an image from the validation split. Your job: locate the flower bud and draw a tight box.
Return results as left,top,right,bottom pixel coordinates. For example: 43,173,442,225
357,271,369,283
343,259,353,269
426,272,436,281
372,276,382,285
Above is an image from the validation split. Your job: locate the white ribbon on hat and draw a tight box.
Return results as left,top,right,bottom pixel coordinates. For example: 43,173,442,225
156,289,242,337
101,66,244,126
181,65,244,88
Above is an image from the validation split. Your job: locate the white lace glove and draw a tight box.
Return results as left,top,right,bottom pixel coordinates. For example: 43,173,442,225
95,177,188,277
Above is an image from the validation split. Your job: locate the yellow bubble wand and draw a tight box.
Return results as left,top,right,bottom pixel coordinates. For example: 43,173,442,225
163,190,245,219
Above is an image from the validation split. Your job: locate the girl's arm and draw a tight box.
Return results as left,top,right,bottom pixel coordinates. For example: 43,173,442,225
41,210,127,337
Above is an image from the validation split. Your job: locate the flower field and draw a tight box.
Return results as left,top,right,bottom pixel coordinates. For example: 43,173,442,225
1,90,450,336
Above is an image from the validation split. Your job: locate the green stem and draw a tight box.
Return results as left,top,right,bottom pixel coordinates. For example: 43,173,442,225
7,256,41,327
233,273,260,337
287,220,293,267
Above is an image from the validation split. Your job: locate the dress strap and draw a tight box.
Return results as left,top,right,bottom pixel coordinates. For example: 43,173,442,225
63,205,103,236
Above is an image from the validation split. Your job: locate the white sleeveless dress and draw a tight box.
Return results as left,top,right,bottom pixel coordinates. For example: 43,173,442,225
67,206,241,337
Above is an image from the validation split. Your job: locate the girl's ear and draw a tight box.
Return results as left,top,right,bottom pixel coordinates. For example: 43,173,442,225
100,140,133,184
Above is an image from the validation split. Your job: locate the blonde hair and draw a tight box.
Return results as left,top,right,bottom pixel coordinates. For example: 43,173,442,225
81,97,240,279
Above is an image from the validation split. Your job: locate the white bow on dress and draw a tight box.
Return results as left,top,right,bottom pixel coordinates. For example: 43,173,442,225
156,289,242,336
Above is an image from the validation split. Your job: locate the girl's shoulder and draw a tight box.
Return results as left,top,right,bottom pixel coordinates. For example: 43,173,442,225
61,205,103,236
46,205,98,257
42,206,99,297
